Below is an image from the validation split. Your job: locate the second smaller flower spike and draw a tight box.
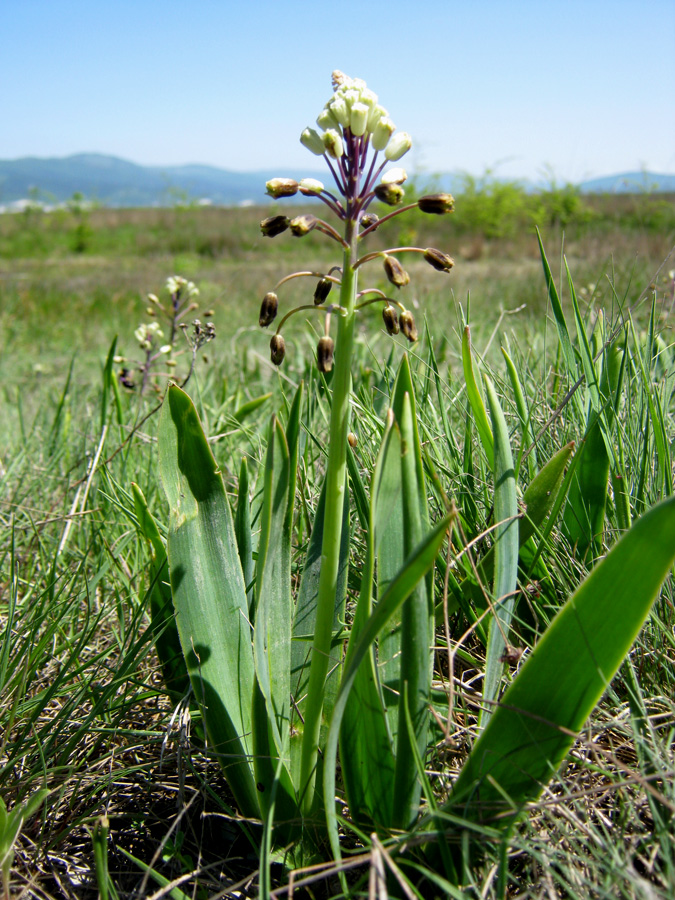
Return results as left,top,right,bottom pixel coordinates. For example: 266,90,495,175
260,215,290,237
424,248,455,272
259,292,279,327
418,193,455,214
383,255,411,288
266,178,299,199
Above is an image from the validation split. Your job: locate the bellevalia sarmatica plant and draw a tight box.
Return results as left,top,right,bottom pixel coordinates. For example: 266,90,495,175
138,71,675,885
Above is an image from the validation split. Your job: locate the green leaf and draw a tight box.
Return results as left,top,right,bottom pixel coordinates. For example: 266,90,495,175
158,385,258,818
462,326,493,467
232,392,272,423
234,457,254,612
446,494,675,827
478,377,519,730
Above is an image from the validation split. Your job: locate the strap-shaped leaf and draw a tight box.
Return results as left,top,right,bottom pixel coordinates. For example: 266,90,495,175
447,494,675,826
158,385,258,818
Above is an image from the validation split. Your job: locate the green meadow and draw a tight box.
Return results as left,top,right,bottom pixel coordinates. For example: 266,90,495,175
1,184,674,899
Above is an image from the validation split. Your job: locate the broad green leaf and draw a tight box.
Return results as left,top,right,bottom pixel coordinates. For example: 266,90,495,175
132,483,190,705
446,494,675,827
158,385,258,818
478,377,519,730
519,442,574,546
324,511,454,867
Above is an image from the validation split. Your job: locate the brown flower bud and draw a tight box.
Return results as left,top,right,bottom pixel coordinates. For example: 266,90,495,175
270,333,286,365
360,212,379,230
374,183,404,206
383,255,410,288
259,292,279,327
424,248,455,272
382,305,400,335
317,336,335,373
314,277,332,305
290,214,318,237
417,193,455,214
399,309,418,343
347,432,358,448
266,178,299,199
260,215,290,237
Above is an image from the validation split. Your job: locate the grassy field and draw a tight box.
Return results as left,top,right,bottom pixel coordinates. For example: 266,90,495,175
1,193,674,899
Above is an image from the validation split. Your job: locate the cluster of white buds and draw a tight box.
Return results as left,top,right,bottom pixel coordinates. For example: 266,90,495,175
134,321,171,352
301,71,412,164
166,275,199,299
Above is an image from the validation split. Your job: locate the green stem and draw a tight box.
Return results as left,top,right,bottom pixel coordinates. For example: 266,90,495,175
299,221,358,815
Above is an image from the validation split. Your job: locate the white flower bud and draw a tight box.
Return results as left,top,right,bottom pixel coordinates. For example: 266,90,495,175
367,104,388,132
349,101,369,136
330,96,350,127
381,167,407,185
159,344,172,354
147,293,160,304
266,178,299,198
372,117,396,151
317,107,338,131
322,129,344,159
299,178,324,195
300,127,325,155
385,131,412,161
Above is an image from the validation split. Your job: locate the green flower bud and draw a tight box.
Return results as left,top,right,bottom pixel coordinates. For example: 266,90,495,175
374,183,404,206
385,131,412,161
266,178,299,199
367,104,388,133
316,107,338,131
314,277,332,305
382,305,400,335
418,193,455,214
259,292,279,327
317,336,335,373
383,255,410,288
260,215,290,237
300,127,326,155
290,214,318,237
423,248,455,272
400,309,418,342
372,116,396,151
360,212,379,230
322,129,344,159
299,178,324,196
270,333,286,366
350,101,369,136
330,96,350,127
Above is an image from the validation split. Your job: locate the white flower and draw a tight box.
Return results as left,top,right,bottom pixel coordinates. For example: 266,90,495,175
159,344,172,354
349,102,369,136
372,117,396,151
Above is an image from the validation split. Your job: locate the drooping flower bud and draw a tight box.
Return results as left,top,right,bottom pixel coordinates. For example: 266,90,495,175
423,248,455,272
317,336,335,373
260,215,290,237
381,167,407,185
400,309,418,342
266,178,299,199
383,255,410,288
382,305,400,335
374,183,404,206
299,178,324,196
372,117,396,151
418,193,455,214
270,333,286,366
290,214,318,237
385,131,412,161
322,129,344,158
259,292,279,327
314,277,332,305
360,212,379,230
300,127,326,155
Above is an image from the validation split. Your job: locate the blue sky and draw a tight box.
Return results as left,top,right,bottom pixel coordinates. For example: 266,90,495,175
3,0,674,182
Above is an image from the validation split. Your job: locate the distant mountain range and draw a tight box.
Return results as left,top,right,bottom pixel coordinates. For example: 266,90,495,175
0,153,673,209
